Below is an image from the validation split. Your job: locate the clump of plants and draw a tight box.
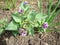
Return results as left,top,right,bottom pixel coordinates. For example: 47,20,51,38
0,0,60,36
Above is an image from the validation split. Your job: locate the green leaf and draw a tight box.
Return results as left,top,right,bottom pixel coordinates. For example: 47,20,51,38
35,13,47,24
24,5,30,12
12,31,19,36
11,0,17,8
38,27,44,33
0,28,4,35
45,29,52,32
0,20,4,23
58,0,60,3
12,12,21,23
46,2,60,22
34,22,39,27
5,21,18,31
0,19,8,29
27,10,37,22
20,1,24,9
48,10,60,24
34,21,40,27
38,0,43,12
27,25,34,36
48,0,53,15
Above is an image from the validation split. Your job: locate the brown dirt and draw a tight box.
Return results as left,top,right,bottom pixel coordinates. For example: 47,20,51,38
0,31,60,45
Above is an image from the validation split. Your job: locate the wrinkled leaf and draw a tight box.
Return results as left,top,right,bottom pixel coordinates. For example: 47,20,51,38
27,10,37,22
5,21,18,31
35,13,47,24
12,12,21,23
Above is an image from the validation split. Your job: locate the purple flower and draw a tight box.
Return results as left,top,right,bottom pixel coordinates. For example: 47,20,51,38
42,22,49,29
21,32,26,36
18,8,23,13
24,1,29,5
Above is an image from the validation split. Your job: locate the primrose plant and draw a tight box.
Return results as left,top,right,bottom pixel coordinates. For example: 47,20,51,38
6,0,60,36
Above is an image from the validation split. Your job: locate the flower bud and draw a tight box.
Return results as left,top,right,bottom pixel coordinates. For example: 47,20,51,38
43,22,48,29
18,8,23,13
21,32,26,36
24,1,29,5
